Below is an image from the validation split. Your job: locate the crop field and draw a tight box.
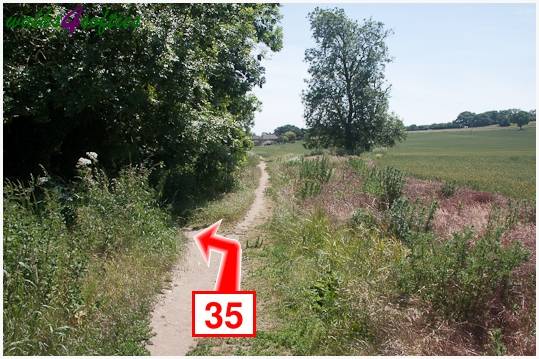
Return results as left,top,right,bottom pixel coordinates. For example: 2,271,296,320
367,123,536,199
255,124,536,199
253,141,310,159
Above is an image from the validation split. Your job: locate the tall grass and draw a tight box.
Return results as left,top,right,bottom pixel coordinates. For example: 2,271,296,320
3,166,179,355
192,157,533,356
296,156,333,199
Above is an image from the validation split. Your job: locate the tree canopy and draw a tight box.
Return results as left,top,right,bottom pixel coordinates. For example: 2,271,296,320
302,7,405,153
4,3,282,211
273,124,304,139
408,109,536,131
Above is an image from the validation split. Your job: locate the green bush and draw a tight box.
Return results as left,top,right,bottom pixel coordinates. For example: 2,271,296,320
3,166,178,355
350,208,378,229
385,198,438,243
398,227,529,321
440,180,457,198
363,166,405,209
297,156,333,199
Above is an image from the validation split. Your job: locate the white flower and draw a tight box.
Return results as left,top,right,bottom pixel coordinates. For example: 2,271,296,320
76,157,92,168
37,176,49,185
85,151,98,162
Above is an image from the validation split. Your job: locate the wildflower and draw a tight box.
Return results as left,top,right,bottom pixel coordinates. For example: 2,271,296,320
85,151,98,163
76,157,92,168
37,176,49,185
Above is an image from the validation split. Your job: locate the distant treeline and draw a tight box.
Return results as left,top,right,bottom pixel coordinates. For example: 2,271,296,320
407,109,536,131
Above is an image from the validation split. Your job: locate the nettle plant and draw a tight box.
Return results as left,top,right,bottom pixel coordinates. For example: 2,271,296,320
297,156,333,199
398,226,529,321
363,166,405,209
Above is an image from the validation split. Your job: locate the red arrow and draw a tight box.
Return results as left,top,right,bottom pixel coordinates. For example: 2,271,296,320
193,220,241,292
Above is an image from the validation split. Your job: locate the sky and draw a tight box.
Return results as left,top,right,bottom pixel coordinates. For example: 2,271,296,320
252,3,536,134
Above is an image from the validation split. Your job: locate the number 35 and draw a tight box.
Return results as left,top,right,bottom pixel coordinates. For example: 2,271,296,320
205,302,243,329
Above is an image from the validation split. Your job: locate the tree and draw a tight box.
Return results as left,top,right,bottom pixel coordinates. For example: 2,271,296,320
282,130,297,143
376,113,407,146
302,8,404,154
454,111,476,128
274,124,303,139
498,118,511,127
3,3,283,212
511,110,532,130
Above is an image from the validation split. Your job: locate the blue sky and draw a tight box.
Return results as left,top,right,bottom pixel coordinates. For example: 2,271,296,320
252,3,536,134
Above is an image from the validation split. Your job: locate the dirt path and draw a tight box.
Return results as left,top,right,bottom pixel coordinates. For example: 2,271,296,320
147,161,270,356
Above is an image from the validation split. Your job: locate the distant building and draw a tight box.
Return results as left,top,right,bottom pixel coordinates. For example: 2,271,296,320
252,132,279,146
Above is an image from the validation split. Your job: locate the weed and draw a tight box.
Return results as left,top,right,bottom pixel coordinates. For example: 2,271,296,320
385,198,438,243
246,236,264,249
3,166,179,355
488,328,507,355
398,227,529,321
297,156,333,199
362,166,405,209
441,180,457,197
350,208,378,229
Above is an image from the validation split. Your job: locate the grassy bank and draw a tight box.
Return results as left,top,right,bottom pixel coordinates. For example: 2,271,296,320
3,154,261,355
191,156,535,355
3,166,180,355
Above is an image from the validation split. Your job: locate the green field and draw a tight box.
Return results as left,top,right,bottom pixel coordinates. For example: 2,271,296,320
368,124,536,199
253,141,310,159
254,124,536,199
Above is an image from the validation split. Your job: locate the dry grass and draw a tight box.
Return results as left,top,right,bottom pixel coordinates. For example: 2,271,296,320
299,157,536,355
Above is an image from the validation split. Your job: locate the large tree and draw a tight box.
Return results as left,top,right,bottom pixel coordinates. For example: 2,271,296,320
302,7,405,153
274,124,304,138
4,3,282,210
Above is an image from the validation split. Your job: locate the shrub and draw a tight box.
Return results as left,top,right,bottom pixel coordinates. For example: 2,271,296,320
440,180,456,198
363,166,405,209
350,208,378,229
398,227,529,321
3,166,178,355
297,156,333,199
385,198,438,243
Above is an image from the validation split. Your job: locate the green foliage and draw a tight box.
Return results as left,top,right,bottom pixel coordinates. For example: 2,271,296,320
498,118,511,127
440,180,457,198
350,208,377,229
362,166,405,209
398,228,529,321
274,124,304,139
368,127,536,199
488,328,507,355
282,131,297,143
409,108,535,131
510,110,533,129
4,3,282,215
188,153,260,229
302,7,405,153
385,198,438,243
3,166,178,355
297,156,333,199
